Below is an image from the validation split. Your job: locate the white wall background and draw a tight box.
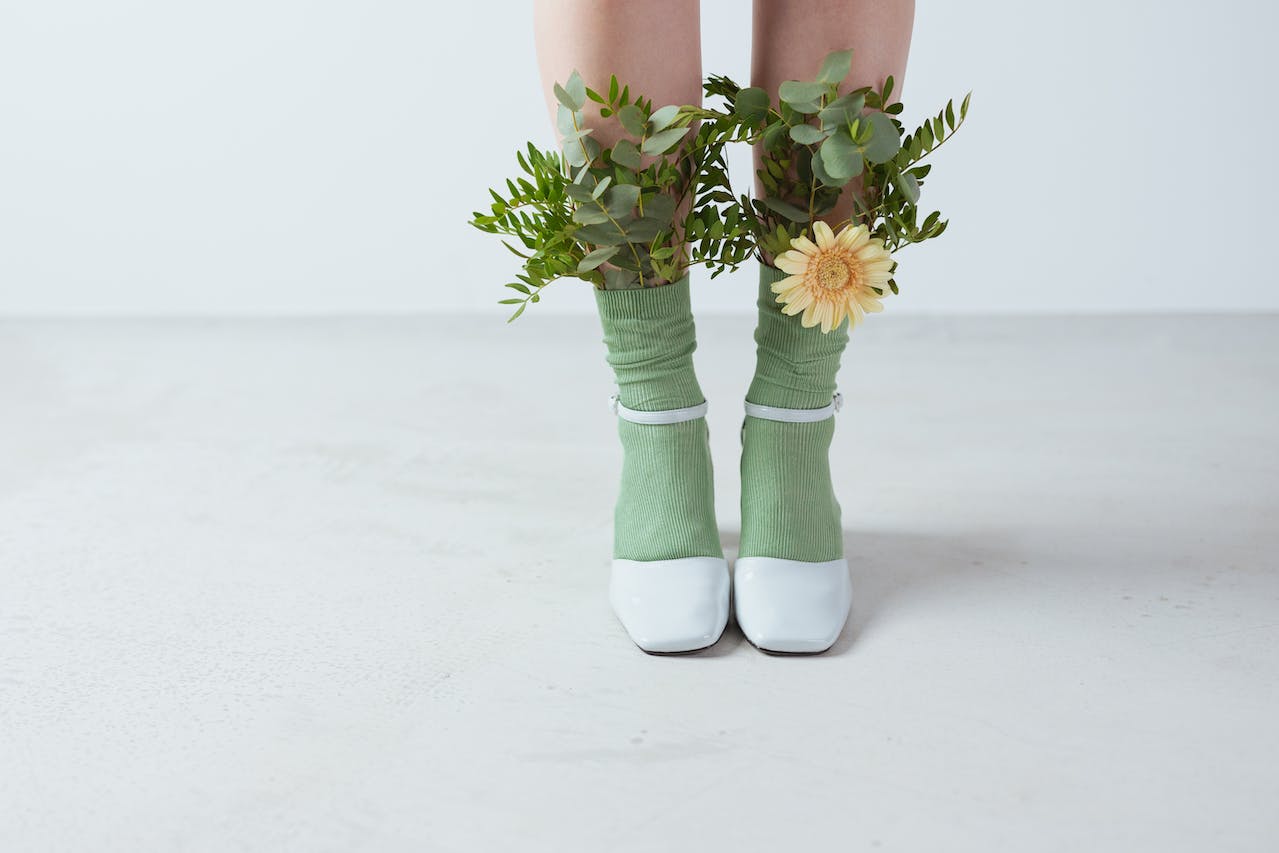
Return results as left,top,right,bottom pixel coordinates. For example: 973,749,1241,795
1,0,1276,317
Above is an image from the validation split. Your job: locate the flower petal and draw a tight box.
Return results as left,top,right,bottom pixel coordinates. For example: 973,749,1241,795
790,235,820,256
813,220,835,250
774,253,810,275
837,225,869,252
786,289,815,312
856,293,884,313
819,301,836,333
829,302,847,331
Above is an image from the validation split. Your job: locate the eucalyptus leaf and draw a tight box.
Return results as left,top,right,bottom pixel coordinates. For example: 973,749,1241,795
819,130,863,180
862,111,901,164
575,222,627,245
609,249,640,271
641,127,688,155
813,49,854,85
819,93,865,131
555,104,578,137
817,49,854,84
578,246,619,272
553,82,581,112
572,206,611,225
648,104,680,132
564,71,587,111
605,184,641,217
618,104,646,136
762,121,788,150
779,80,827,106
811,150,850,187
611,139,642,169
626,218,665,241
603,268,641,290
735,87,770,124
789,124,827,144
563,143,586,168
642,193,677,226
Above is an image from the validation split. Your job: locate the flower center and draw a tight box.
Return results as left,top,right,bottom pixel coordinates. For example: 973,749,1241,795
812,253,855,293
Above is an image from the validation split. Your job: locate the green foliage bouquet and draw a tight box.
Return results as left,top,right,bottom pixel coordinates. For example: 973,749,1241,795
470,50,967,329
700,48,969,285
470,72,752,321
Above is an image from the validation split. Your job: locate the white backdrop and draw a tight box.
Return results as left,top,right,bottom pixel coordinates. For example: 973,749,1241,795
1,0,1276,317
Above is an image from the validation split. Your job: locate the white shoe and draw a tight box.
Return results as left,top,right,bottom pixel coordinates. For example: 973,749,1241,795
736,393,851,654
605,394,729,654
610,557,730,654
733,557,851,654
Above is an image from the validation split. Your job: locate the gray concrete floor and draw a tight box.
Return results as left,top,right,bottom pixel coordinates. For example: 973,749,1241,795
2,313,1277,851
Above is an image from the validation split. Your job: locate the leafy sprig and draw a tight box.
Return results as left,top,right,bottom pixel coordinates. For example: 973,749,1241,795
702,49,969,293
470,53,968,320
470,72,752,321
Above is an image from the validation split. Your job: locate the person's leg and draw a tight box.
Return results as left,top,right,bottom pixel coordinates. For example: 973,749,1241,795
751,0,915,226
737,1,915,653
534,0,702,152
533,1,728,654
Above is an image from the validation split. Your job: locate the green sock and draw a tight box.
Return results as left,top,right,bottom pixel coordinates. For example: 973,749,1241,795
739,264,848,562
595,276,723,562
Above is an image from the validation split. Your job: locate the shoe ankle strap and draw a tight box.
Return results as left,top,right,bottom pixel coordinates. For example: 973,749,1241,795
744,392,843,423
609,394,708,425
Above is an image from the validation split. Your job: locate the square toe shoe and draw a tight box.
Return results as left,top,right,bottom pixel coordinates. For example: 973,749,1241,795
733,557,851,654
610,557,731,654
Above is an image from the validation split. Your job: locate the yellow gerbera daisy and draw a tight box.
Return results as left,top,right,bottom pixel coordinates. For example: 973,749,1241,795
772,221,895,333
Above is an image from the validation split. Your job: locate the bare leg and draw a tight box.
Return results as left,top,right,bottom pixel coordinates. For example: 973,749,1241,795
752,0,915,225
534,3,726,656
533,0,702,152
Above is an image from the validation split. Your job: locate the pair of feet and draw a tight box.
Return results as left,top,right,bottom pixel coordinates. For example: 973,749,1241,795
596,270,853,655
611,497,853,656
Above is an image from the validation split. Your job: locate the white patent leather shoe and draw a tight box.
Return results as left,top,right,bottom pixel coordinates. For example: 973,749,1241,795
605,392,729,654
611,557,731,653
733,557,851,654
736,392,851,654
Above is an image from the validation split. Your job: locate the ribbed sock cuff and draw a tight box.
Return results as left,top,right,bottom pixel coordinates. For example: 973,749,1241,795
746,265,849,410
595,275,705,412
594,273,693,320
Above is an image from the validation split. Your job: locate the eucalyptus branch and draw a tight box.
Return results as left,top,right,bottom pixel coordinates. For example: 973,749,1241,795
471,55,967,321
699,52,969,279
